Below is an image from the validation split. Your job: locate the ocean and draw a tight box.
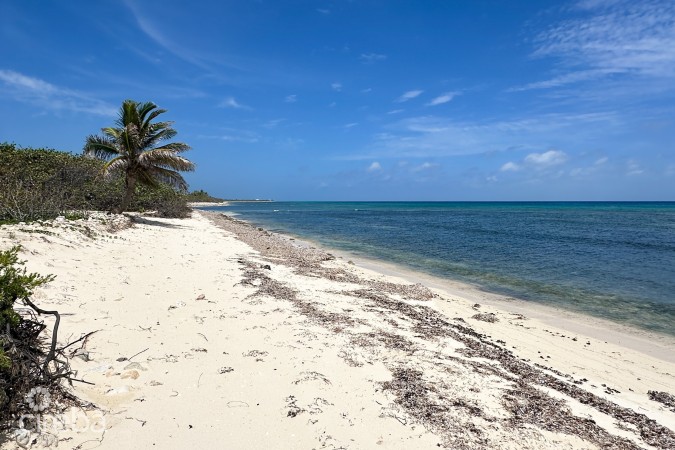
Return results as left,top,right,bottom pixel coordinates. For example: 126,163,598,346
203,202,675,336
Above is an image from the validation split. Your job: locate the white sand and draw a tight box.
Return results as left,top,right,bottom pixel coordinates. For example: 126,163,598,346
1,211,674,449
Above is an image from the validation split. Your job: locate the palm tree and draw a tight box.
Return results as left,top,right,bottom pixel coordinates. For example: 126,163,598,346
83,99,195,214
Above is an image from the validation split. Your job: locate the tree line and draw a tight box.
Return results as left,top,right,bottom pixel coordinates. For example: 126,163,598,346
1,99,221,223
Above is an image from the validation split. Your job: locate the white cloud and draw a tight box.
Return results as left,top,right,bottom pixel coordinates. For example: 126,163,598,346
263,119,285,128
361,88,373,93
594,156,609,165
426,91,460,106
360,53,387,63
0,69,115,116
316,8,330,14
387,109,404,115
500,162,521,172
197,132,259,143
367,161,382,172
518,0,675,91
124,0,214,70
336,112,618,160
509,69,617,92
524,150,568,167
395,89,423,103
412,162,438,172
284,94,297,103
626,159,644,175
219,96,250,109
345,123,358,128
331,82,342,92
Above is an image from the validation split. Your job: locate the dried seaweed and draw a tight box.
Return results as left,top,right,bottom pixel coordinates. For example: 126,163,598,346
350,331,417,353
648,390,675,413
237,259,354,331
503,383,641,450
456,332,675,449
471,313,498,323
381,367,489,449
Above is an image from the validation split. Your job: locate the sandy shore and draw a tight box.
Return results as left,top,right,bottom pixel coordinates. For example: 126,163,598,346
1,211,674,449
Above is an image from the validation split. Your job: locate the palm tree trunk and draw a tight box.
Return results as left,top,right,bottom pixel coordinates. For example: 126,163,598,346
114,175,137,214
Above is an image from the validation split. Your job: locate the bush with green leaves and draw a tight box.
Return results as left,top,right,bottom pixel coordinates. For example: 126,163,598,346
185,189,224,203
0,246,54,331
0,143,191,221
1,246,57,425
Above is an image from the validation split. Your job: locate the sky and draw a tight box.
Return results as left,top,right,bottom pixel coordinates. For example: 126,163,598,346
1,0,674,201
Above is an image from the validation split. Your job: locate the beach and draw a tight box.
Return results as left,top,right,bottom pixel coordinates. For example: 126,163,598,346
1,210,674,449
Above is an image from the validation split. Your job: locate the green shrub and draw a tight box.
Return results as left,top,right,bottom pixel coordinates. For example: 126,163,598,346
0,143,190,221
185,189,224,203
0,246,55,331
0,246,65,429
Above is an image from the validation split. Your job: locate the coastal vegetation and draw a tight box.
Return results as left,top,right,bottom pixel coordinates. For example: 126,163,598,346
0,142,191,222
185,189,225,203
84,100,195,214
0,246,71,430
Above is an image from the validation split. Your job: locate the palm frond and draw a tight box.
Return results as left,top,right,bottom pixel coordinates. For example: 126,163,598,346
138,150,196,171
136,168,160,188
116,100,139,128
142,127,178,149
101,127,122,140
146,166,189,191
152,142,191,153
101,156,129,178
136,101,158,122
83,135,120,160
142,108,167,131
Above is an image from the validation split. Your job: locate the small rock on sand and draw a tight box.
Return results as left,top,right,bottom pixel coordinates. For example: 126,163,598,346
121,370,140,380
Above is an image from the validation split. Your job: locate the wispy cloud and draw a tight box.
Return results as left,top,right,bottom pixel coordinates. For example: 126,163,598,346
516,0,675,91
395,89,423,103
316,8,330,15
426,91,461,106
626,159,644,176
336,111,620,160
387,109,404,115
218,96,250,110
124,0,212,70
331,82,342,92
284,94,297,103
524,150,568,167
0,69,115,116
367,161,382,172
500,162,521,172
569,156,609,177
411,162,438,172
197,127,259,143
360,53,387,63
344,122,358,129
263,119,285,128
500,150,568,174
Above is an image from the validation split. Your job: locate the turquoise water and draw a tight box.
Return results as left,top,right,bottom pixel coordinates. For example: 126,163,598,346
205,202,675,336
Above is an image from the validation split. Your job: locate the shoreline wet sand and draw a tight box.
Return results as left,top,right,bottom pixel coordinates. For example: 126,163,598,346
0,210,673,449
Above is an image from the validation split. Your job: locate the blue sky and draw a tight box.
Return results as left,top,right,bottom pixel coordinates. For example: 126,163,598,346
1,0,674,200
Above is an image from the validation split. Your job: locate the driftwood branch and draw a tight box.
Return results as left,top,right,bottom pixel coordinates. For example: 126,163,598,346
22,298,61,378
60,330,100,352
